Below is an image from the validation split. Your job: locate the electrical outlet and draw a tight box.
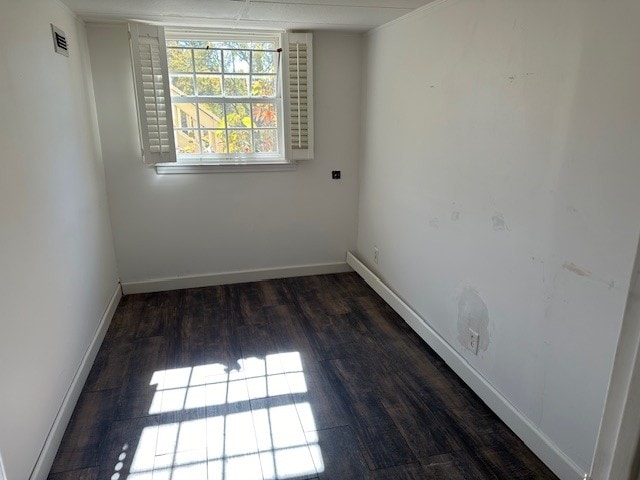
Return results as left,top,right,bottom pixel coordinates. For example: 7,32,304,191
469,329,479,355
374,246,379,264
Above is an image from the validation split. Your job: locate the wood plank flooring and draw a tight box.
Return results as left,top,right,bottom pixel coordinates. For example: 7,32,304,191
49,273,558,480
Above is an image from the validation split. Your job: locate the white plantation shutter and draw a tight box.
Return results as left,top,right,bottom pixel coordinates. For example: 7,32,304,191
286,33,313,161
129,23,176,164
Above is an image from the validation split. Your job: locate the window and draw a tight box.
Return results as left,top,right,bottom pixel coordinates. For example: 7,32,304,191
129,24,313,171
166,32,282,160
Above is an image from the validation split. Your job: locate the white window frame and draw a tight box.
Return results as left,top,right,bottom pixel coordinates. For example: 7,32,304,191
165,29,285,166
129,24,313,174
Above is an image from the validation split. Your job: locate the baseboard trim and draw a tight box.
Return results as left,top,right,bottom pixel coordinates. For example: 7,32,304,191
346,252,586,480
30,284,122,480
121,262,352,295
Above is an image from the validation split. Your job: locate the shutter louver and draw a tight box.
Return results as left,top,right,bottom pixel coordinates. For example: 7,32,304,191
129,23,176,164
286,33,313,161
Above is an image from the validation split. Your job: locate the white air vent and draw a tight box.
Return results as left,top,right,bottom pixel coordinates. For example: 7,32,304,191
51,24,69,57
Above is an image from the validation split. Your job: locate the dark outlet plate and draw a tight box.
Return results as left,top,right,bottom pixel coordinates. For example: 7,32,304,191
332,171,341,179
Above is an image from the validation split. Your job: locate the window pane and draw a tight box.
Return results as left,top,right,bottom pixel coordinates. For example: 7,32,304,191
253,129,278,153
251,51,275,74
170,74,195,95
249,41,277,51
224,75,250,97
199,103,225,128
225,103,252,128
194,49,221,72
168,40,208,48
228,130,253,153
175,129,201,154
172,103,198,129
167,48,193,73
251,76,276,97
196,75,222,96
252,103,277,128
201,130,227,154
166,34,283,160
223,50,250,73
218,41,246,50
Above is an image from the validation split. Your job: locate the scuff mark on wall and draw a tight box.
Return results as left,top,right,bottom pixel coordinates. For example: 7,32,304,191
558,261,618,290
562,262,591,277
451,211,460,221
429,218,440,228
532,256,545,283
491,213,510,231
457,287,491,352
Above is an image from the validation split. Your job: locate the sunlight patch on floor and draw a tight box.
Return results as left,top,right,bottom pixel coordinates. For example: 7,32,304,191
119,352,324,480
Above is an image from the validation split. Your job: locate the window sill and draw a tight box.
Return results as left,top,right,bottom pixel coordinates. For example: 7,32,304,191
155,160,297,175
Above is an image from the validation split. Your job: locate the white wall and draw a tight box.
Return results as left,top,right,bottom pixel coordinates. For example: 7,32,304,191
86,25,361,284
592,238,640,480
0,1,119,478
358,0,640,475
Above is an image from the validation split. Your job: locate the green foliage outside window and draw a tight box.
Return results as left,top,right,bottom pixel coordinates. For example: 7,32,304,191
167,38,280,157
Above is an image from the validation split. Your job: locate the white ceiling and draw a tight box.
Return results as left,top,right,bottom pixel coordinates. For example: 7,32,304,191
63,0,436,31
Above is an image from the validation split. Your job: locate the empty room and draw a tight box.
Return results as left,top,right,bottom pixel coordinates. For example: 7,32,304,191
1,0,639,479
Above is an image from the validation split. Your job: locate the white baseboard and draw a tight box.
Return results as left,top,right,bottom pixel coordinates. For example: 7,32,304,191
121,262,352,295
30,284,122,480
346,252,586,480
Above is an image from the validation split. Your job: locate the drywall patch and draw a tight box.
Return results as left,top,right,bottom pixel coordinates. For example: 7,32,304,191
562,262,591,277
492,213,510,231
457,287,491,352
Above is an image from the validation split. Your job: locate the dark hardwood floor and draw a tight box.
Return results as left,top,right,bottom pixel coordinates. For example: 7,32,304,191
48,273,558,480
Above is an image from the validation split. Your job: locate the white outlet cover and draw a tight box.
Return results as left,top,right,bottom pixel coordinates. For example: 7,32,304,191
469,329,479,355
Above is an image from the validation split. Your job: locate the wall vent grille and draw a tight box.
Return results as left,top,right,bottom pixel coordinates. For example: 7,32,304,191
51,24,68,57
